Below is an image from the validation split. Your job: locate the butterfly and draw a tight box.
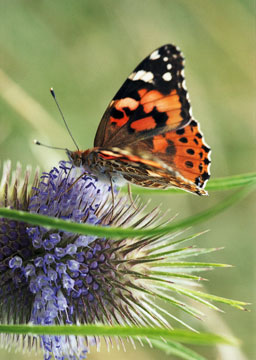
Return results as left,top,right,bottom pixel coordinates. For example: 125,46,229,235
67,44,211,195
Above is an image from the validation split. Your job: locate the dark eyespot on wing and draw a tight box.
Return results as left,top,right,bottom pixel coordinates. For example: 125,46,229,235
185,161,193,168
179,137,188,143
176,128,185,135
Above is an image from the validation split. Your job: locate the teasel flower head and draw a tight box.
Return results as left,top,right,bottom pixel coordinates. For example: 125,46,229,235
0,160,221,360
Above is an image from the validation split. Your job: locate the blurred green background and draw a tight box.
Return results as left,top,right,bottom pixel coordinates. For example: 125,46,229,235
0,0,255,359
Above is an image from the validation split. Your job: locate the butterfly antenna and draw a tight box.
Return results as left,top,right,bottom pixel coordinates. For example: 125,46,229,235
34,140,67,151
50,88,79,151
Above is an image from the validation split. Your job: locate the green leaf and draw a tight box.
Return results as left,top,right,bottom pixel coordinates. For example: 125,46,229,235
0,183,254,239
128,172,256,195
150,339,207,360
0,324,238,346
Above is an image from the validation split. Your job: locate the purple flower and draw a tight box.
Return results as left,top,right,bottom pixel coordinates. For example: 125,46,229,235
0,160,222,359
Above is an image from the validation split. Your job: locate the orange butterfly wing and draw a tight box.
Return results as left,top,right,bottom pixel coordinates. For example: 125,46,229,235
90,44,211,195
94,44,192,148
148,119,211,190
95,120,210,194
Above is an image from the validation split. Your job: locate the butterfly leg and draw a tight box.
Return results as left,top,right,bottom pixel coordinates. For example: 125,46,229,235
54,168,87,201
65,172,87,193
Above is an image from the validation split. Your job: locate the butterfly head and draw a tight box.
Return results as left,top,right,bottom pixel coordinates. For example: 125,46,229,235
66,149,93,169
67,150,83,167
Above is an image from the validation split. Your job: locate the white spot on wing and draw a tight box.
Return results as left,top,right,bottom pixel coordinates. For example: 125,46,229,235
150,50,160,60
162,72,172,81
133,70,146,81
128,72,136,80
182,79,187,90
141,71,154,82
167,63,172,70
129,70,154,83
163,57,168,62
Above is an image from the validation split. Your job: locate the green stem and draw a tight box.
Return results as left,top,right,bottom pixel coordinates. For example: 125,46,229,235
0,324,238,346
0,183,254,239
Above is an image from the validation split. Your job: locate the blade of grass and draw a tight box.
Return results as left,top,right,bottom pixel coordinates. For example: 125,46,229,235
0,324,238,346
0,182,254,239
